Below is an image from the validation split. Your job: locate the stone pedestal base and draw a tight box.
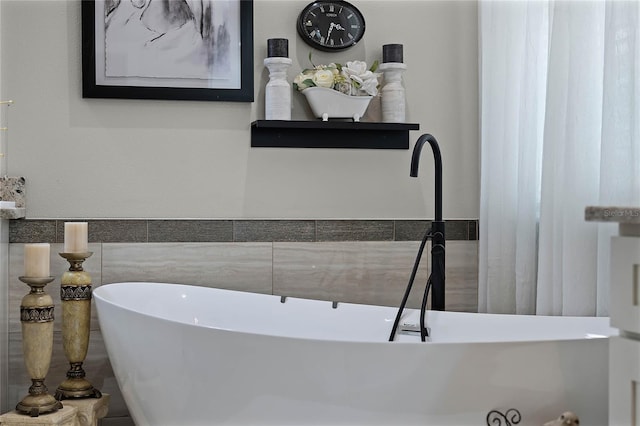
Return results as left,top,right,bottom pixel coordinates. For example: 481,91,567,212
62,395,110,426
0,394,109,426
0,406,77,426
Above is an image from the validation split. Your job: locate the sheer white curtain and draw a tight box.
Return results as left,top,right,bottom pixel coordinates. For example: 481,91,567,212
479,0,640,316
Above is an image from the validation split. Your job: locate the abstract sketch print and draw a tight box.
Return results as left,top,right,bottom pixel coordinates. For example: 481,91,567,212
104,0,232,80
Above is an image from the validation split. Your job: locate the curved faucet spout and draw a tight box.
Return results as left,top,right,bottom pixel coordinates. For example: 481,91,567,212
410,133,443,222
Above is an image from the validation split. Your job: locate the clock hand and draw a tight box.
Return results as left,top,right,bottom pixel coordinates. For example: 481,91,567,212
327,22,335,40
334,23,345,31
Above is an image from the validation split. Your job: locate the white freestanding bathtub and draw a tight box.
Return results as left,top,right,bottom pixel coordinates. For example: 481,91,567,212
94,282,614,426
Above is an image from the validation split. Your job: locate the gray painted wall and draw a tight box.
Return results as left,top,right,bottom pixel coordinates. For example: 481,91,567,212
0,0,479,220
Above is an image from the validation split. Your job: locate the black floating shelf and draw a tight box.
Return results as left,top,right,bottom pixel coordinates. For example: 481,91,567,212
251,120,420,149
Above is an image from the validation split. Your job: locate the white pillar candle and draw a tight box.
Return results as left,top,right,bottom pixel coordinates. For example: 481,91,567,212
64,222,88,253
24,243,50,278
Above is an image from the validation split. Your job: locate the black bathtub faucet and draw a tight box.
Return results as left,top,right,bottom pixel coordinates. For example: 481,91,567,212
389,134,446,342
411,134,446,312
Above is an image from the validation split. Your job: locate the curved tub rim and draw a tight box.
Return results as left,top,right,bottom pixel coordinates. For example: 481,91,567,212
93,281,614,346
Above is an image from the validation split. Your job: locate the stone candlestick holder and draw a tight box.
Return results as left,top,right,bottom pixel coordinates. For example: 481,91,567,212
16,275,63,416
379,62,407,123
380,43,407,123
55,252,102,400
264,38,292,120
264,58,293,120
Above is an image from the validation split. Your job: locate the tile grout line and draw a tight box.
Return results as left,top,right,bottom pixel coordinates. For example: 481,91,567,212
232,220,236,242
99,241,103,287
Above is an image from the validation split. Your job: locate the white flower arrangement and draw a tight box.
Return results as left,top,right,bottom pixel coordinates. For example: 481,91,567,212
293,57,381,97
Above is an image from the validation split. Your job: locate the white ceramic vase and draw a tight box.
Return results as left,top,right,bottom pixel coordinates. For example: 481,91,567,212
301,87,372,122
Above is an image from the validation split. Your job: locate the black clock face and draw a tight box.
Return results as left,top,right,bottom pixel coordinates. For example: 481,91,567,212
297,1,365,51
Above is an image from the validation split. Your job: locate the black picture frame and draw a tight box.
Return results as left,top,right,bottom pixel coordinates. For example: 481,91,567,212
81,0,254,102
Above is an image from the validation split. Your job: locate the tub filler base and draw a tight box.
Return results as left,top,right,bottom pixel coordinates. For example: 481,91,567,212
94,282,614,426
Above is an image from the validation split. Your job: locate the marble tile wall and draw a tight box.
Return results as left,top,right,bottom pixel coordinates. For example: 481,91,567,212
273,241,477,312
9,219,479,244
5,219,479,424
101,242,273,294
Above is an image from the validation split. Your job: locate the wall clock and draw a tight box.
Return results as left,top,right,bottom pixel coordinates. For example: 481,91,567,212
297,1,366,51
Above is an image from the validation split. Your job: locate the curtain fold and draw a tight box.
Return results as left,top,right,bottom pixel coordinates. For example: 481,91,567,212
536,0,605,316
479,0,640,316
479,1,548,314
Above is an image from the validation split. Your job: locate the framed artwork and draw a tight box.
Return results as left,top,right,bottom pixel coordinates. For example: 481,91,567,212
81,0,254,102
